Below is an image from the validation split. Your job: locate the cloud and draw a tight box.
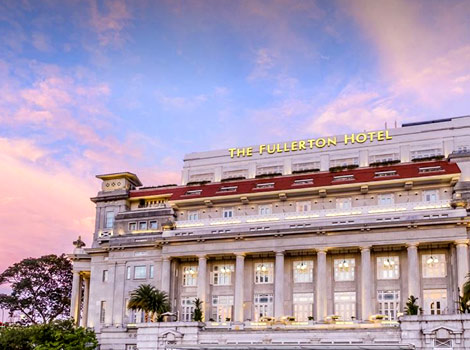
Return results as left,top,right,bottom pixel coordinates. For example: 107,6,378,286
31,32,52,52
89,0,132,47
155,91,208,110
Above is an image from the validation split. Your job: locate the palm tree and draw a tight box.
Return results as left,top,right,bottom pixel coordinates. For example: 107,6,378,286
460,273,470,313
192,298,203,322
404,295,421,315
128,284,170,322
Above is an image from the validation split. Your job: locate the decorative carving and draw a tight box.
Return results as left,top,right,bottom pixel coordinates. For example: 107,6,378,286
73,236,86,249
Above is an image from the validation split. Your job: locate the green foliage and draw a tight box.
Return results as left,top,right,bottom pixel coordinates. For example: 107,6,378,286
127,284,170,322
404,295,421,315
0,320,98,350
192,298,203,322
0,254,72,324
459,273,470,313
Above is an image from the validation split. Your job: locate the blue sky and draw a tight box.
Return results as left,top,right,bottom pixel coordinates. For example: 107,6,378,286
1,0,470,273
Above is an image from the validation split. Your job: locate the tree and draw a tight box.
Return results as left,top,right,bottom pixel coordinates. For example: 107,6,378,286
0,254,72,324
0,320,98,350
404,295,421,315
127,284,170,322
192,298,203,322
459,273,470,313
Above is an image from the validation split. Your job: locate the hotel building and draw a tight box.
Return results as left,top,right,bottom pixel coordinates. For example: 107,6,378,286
70,116,470,350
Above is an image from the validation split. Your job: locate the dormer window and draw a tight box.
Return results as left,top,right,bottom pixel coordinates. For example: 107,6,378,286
333,174,355,182
185,189,202,196
419,166,443,173
255,182,274,189
218,186,238,193
293,179,313,186
375,170,397,178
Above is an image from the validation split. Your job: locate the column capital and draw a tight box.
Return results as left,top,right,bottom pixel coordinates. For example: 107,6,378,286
275,250,285,256
234,252,246,258
455,239,469,247
162,255,172,262
316,248,328,254
360,246,371,252
197,254,207,260
406,242,420,249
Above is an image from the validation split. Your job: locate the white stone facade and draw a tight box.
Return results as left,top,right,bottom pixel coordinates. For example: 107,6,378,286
70,116,470,350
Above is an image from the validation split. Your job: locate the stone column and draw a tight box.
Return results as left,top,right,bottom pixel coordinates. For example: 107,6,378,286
274,251,285,318
456,240,469,292
70,271,81,325
361,246,372,321
112,263,126,326
234,253,245,322
161,257,172,295
197,255,207,320
407,243,420,299
81,277,90,327
315,249,327,321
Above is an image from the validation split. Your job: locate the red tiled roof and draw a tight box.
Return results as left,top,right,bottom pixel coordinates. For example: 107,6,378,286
129,161,460,201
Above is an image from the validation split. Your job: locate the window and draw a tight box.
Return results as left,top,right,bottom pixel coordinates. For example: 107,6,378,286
293,293,314,321
293,260,313,283
212,264,233,285
255,182,274,189
254,262,274,284
126,266,131,280
149,221,158,229
422,254,446,278
188,173,213,182
378,193,394,206
434,339,453,349
100,301,106,323
377,256,400,279
423,289,447,315
182,266,198,286
334,258,355,281
293,178,313,186
369,153,399,163
334,292,356,320
128,222,137,231
419,166,443,173
423,190,439,203
254,294,273,321
333,175,354,182
102,270,108,282
138,221,147,230
181,297,196,321
219,186,238,193
330,157,358,167
134,266,147,280
258,204,272,215
292,161,319,172
185,189,202,196
256,165,283,176
296,201,311,212
105,211,114,229
222,169,248,179
377,290,400,320
126,345,138,350
212,295,233,322
223,207,234,218
336,198,352,210
411,148,442,160
149,265,154,279
188,210,199,221
375,170,397,178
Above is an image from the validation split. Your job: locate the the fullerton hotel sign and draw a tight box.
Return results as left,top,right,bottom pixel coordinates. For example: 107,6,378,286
228,130,393,158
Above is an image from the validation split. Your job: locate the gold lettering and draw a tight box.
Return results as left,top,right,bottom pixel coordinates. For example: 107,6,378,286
377,131,384,141
367,131,376,142
308,139,315,149
236,148,246,157
283,143,290,152
316,138,326,148
356,133,367,143
291,141,298,151
344,133,355,145
229,148,236,158
327,137,337,147
246,147,253,156
385,130,392,140
276,144,282,153
299,140,306,150
259,144,266,155
267,144,276,154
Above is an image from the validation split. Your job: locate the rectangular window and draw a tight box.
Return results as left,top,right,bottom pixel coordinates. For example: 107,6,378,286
149,265,154,279
336,198,352,210
411,148,442,160
138,221,147,230
256,165,283,176
292,161,319,172
293,260,314,283
333,175,355,182
126,266,131,280
181,297,196,321
102,270,108,282
423,289,447,315
369,153,399,163
149,221,158,229
378,193,394,205
293,178,313,186
422,254,446,278
293,293,314,321
419,166,443,173
254,262,274,284
182,266,198,286
255,182,274,189
254,294,273,321
296,201,311,212
330,157,358,167
211,295,234,322
188,210,199,221
377,290,400,320
334,258,355,281
218,186,238,193
223,207,234,218
258,204,272,215
423,190,439,203
376,256,400,280
134,266,147,280
375,170,397,178
100,301,106,323
211,264,234,285
334,292,356,321
105,211,114,229
128,222,137,231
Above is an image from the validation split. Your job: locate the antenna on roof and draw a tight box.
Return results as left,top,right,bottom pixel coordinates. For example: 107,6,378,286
385,122,388,129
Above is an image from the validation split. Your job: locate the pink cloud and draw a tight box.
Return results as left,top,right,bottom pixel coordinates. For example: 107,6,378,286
89,0,132,47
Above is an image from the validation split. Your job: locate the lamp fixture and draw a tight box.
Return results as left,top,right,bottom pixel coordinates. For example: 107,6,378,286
296,261,308,271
